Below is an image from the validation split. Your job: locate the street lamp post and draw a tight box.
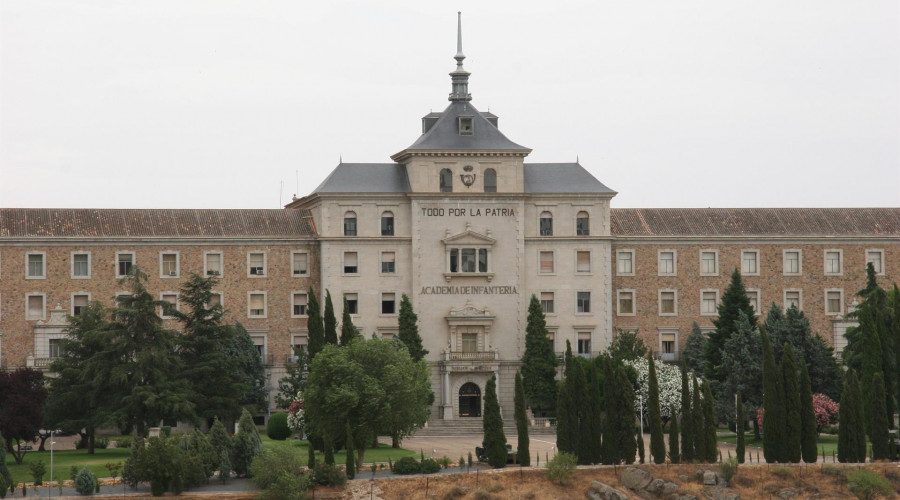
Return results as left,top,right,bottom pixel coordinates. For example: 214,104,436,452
48,431,55,499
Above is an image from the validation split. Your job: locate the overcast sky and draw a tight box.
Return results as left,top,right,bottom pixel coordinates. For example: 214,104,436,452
1,0,898,209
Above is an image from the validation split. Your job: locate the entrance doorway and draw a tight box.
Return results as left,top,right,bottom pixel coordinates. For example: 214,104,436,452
458,382,482,417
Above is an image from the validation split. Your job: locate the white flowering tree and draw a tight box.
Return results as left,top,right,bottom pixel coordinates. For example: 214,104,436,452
286,390,304,436
625,358,692,419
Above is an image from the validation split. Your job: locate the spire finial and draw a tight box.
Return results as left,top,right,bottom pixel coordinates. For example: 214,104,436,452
455,11,464,67
449,12,472,102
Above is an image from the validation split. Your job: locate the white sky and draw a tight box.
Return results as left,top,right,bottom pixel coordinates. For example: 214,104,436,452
1,0,898,209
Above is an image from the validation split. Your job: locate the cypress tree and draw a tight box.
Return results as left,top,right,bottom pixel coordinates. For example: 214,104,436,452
521,295,558,414
869,372,890,460
692,376,705,462
514,372,531,466
482,375,507,468
706,269,757,384
701,380,717,463
680,364,694,462
601,359,618,464
345,423,356,479
572,361,592,465
668,404,680,464
323,436,334,465
397,294,428,361
761,330,783,463
307,443,316,468
306,288,324,360
323,290,338,345
735,391,745,464
636,427,645,464
616,365,637,464
339,297,358,345
556,341,577,456
798,361,818,463
838,371,866,463
647,354,666,464
781,344,802,463
584,363,604,464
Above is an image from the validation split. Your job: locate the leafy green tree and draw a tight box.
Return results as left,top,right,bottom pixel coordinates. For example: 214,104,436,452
706,269,757,384
682,323,708,375
647,353,666,464
306,289,324,360
340,297,359,345
609,330,647,362
323,290,338,346
275,347,307,408
397,294,427,362
735,391,745,464
232,409,262,477
701,380,717,463
761,330,784,463
691,376,705,462
521,295,558,414
514,372,531,466
781,344,802,463
838,371,866,463
668,404,680,464
482,375,507,468
225,323,267,413
345,422,356,479
680,363,694,462
868,372,890,460
798,361,818,463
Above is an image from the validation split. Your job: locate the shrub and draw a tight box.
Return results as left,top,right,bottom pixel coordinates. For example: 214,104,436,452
127,435,210,496
249,447,306,491
116,437,132,449
74,467,97,496
29,460,46,486
486,482,504,492
312,463,346,486
259,471,311,500
266,413,291,441
821,465,844,477
232,409,262,477
718,457,738,485
438,456,452,469
392,456,422,475
420,458,441,474
771,466,793,480
70,466,80,481
847,470,893,500
546,452,577,485
472,491,493,500
443,485,466,499
820,425,839,435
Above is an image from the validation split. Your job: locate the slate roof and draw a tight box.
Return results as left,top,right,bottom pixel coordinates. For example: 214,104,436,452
610,208,900,237
0,208,317,238
311,163,410,194
524,163,617,194
399,101,529,153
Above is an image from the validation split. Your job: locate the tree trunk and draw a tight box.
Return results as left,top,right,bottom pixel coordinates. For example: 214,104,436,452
391,433,400,449
356,446,366,472
371,433,378,448
88,427,95,455
37,433,48,452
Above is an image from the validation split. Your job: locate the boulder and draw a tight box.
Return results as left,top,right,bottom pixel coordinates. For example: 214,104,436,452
701,486,741,500
776,489,799,499
645,478,666,494
586,481,629,500
702,471,718,485
661,482,680,496
621,467,653,490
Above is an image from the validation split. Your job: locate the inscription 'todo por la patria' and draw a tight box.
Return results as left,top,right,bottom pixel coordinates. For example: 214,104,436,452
421,207,516,217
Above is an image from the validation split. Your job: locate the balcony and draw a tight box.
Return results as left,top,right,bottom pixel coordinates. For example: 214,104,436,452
658,351,679,363
447,351,498,361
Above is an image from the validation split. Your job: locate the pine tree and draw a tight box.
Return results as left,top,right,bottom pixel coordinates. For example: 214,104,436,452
706,269,757,384
209,418,233,473
616,365,637,464
339,297,358,345
345,423,356,479
682,323,708,375
761,330,784,463
735,391,745,464
869,372,890,460
647,354,666,464
521,295,558,414
798,361,818,463
514,372,531,466
701,380,717,463
668,404,680,464
838,371,866,463
323,290,338,345
781,344,802,463
232,408,262,477
482,375,507,468
307,288,324,360
680,363,694,462
692,376,705,462
397,294,427,361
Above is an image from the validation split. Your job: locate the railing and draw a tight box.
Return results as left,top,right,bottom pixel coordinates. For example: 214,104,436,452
658,351,679,362
555,351,602,360
447,351,497,361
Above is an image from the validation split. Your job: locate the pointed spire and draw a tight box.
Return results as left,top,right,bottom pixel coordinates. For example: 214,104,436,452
449,11,472,102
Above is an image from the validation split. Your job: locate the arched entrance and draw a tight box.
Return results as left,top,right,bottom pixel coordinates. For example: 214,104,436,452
458,382,482,417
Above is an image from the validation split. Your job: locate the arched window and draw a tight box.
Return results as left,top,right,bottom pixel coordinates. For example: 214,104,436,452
343,211,357,236
440,168,453,193
483,168,497,193
576,211,590,236
381,211,394,236
539,211,553,236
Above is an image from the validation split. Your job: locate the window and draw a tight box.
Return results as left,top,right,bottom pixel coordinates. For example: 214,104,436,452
49,338,62,359
248,252,266,276
248,292,267,318
659,290,677,316
381,211,394,236
26,293,46,320
251,335,266,363
381,293,396,315
576,251,591,273
824,250,842,275
291,252,308,276
576,291,591,313
458,116,473,135
72,293,89,316
343,252,359,274
784,290,801,310
539,251,554,274
483,168,497,193
117,252,135,277
461,332,477,353
658,250,676,275
741,250,759,275
661,331,676,356
783,250,801,275
160,293,178,318
160,252,179,277
539,212,553,236
292,292,308,317
825,289,843,315
577,332,591,357
344,293,358,315
746,290,760,315
546,331,555,352
448,248,488,273
700,250,718,276
205,251,223,276
617,250,634,275
71,252,91,278
701,290,718,315
343,211,357,236
381,251,396,274
208,292,222,309
440,169,453,193
866,249,884,274
540,292,555,314
26,252,46,278
617,290,635,316
576,211,589,236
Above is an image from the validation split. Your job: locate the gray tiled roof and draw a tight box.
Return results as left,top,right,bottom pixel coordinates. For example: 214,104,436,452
0,208,317,238
401,101,529,152
611,208,900,237
311,163,410,194
524,163,617,194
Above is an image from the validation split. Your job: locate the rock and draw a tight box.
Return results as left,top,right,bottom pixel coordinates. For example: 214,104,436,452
678,475,690,482
621,467,654,491
701,486,741,500
661,482,680,496
703,471,718,485
646,478,666,494
776,488,799,499
586,481,630,500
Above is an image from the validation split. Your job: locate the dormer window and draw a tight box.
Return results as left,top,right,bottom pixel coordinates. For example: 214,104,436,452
458,116,473,136
484,168,497,193
440,169,453,193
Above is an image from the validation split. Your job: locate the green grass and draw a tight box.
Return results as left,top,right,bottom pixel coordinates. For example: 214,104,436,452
4,448,130,485
259,435,416,464
717,431,843,457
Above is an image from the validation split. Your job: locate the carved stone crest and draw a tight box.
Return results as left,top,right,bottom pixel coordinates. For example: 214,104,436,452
448,299,491,318
460,165,476,187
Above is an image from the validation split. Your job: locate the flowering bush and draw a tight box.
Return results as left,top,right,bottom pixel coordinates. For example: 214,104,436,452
756,408,764,427
812,393,839,431
287,391,305,435
624,358,692,418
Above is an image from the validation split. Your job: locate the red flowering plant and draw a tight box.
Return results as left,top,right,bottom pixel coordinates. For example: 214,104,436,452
812,393,839,433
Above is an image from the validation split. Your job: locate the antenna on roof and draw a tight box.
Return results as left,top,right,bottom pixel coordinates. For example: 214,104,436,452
576,154,580,164
339,155,343,164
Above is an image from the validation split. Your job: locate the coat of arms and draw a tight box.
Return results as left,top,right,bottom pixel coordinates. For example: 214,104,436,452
460,165,476,187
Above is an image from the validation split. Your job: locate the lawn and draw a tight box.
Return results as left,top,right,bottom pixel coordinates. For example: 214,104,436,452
717,431,843,458
259,435,416,464
4,448,130,485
